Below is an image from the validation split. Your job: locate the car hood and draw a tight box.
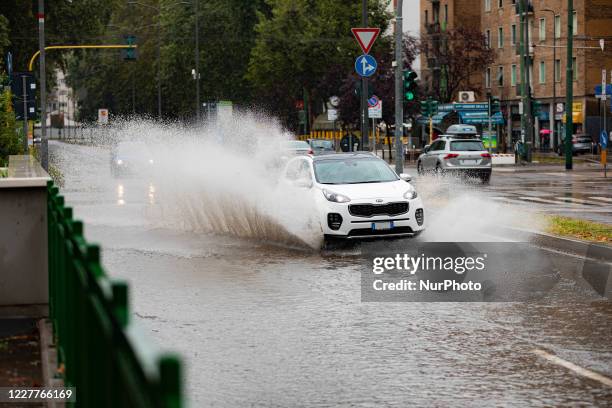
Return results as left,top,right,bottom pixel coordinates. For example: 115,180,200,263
317,180,411,200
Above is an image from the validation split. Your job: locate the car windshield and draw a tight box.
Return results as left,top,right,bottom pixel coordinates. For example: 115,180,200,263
450,141,485,151
310,140,333,149
285,141,310,149
313,158,398,184
116,142,147,157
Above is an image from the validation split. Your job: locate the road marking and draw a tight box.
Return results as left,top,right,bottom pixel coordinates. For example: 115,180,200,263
552,196,598,206
532,349,612,387
518,196,574,205
589,196,612,203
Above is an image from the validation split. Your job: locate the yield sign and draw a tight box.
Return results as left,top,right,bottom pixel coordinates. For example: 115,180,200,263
351,27,381,54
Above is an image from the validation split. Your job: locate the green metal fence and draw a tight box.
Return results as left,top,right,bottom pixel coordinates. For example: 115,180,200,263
47,180,183,407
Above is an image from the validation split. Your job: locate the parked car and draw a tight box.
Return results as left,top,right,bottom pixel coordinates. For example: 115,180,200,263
307,138,335,154
282,153,425,241
557,134,594,156
416,135,492,183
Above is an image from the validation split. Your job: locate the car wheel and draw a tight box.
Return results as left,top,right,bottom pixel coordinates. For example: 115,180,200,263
417,161,424,175
480,174,491,184
435,163,443,176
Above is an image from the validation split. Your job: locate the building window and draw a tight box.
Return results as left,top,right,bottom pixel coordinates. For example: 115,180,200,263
498,0,503,8
444,4,448,23
485,29,491,48
498,66,504,86
572,57,577,80
425,10,428,24
539,18,546,42
572,11,577,35
554,15,561,38
554,59,561,82
539,61,546,84
485,0,491,12
511,24,517,45
486,67,491,88
498,27,504,48
511,64,517,86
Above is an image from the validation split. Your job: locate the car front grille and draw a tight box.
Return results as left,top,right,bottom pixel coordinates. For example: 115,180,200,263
347,226,414,238
349,202,408,217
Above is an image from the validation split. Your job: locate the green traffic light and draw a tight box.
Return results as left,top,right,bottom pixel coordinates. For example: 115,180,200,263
405,92,414,101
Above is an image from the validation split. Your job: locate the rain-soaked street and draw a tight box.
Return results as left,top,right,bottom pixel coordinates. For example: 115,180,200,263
50,138,612,407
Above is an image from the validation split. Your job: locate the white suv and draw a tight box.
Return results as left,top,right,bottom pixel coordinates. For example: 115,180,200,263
417,136,492,183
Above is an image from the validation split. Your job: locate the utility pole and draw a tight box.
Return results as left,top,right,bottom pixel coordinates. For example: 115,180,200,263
518,0,526,156
565,0,574,170
523,0,533,162
394,0,404,174
360,0,369,151
38,0,47,170
542,8,557,151
156,19,161,118
487,91,493,154
22,75,28,153
195,0,200,122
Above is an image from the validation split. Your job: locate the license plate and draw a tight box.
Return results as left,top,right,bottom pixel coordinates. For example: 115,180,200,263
461,160,477,165
372,221,393,231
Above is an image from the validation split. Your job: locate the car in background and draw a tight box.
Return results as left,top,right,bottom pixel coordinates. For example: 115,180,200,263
282,153,425,241
557,134,594,156
307,138,335,155
416,136,492,183
110,141,154,177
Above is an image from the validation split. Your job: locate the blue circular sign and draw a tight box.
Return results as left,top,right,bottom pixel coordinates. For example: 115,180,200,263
601,130,608,149
355,54,377,78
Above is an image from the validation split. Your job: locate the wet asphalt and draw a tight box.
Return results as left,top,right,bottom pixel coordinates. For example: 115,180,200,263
50,141,611,407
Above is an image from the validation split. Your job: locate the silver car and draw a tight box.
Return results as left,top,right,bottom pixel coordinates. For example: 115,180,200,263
417,137,492,183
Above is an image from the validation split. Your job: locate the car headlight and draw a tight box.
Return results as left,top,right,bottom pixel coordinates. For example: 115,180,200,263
322,189,351,203
116,159,123,165
403,188,418,200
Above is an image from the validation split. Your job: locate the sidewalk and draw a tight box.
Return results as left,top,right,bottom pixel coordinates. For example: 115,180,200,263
0,318,43,390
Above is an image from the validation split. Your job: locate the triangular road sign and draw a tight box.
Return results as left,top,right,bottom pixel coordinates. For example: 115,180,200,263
351,27,381,54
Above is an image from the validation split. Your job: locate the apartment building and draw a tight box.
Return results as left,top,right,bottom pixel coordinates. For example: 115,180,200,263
420,0,612,150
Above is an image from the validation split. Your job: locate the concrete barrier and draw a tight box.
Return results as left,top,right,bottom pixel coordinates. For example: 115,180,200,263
0,155,51,310
492,154,515,165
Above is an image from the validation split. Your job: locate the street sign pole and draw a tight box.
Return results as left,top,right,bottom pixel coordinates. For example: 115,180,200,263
38,0,47,170
565,0,574,170
22,75,28,153
394,0,403,173
361,0,369,151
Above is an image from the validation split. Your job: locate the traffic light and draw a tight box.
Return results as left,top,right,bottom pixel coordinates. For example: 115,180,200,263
420,98,438,117
491,97,501,113
531,100,541,116
353,81,375,98
403,70,418,101
123,35,137,60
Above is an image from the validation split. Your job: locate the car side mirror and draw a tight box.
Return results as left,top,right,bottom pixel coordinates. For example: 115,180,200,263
399,173,412,182
294,178,313,189
423,145,430,153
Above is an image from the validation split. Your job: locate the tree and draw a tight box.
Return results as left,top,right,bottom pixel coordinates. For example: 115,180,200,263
420,27,494,103
247,0,391,130
0,81,22,166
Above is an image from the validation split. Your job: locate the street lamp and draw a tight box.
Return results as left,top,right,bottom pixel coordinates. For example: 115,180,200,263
542,8,557,151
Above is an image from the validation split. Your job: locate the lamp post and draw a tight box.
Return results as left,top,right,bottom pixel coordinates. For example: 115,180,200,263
542,8,557,151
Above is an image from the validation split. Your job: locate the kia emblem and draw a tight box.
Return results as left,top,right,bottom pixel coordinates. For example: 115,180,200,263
376,199,383,203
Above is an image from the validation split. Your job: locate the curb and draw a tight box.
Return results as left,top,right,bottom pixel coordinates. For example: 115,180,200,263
497,226,612,263
38,318,64,408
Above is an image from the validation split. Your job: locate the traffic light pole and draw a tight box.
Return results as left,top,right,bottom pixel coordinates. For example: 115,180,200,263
565,0,574,170
361,0,369,151
394,0,403,173
487,92,493,154
38,0,47,171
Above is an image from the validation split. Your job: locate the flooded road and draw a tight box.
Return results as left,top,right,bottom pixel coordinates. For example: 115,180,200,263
50,139,612,407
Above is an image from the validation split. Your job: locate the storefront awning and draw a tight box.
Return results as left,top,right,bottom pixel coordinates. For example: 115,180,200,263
458,111,504,125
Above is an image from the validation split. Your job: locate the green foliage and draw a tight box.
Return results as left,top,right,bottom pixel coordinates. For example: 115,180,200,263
247,0,391,127
0,84,22,166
